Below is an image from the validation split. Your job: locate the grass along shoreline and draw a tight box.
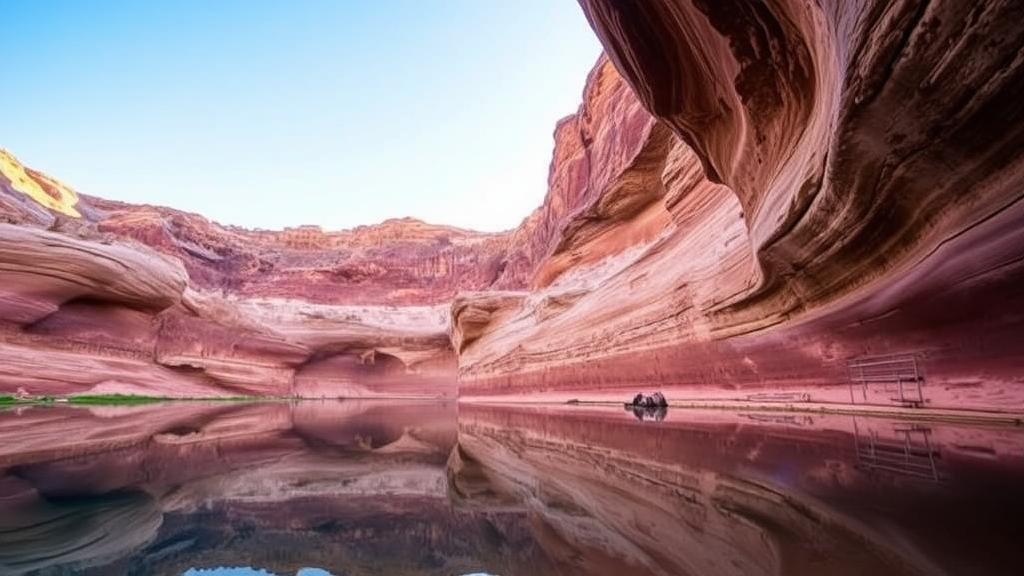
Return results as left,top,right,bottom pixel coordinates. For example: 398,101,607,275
0,394,446,406
0,393,272,406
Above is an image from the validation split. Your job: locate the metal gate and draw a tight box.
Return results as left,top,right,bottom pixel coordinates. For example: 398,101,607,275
847,353,926,407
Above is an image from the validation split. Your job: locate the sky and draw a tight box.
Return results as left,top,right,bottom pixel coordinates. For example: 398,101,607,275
1,0,602,232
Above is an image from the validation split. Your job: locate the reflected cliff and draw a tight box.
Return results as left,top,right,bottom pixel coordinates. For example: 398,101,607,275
0,401,550,576
1,401,1022,575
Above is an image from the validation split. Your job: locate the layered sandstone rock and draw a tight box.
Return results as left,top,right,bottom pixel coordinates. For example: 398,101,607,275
0,158,476,397
0,147,532,397
2,2,1023,408
88,199,519,305
456,0,1024,413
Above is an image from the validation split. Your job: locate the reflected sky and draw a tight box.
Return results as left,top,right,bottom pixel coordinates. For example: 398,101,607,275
183,568,334,576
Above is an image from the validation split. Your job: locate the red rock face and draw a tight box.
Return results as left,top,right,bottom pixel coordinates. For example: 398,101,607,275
72,196,522,306
2,2,1023,408
456,1,1024,412
0,148,533,397
0,193,471,397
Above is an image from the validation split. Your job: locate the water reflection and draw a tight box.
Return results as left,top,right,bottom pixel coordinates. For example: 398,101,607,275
625,404,668,421
0,401,1022,575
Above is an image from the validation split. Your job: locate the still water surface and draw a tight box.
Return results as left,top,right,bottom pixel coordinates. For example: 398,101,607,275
0,400,1022,575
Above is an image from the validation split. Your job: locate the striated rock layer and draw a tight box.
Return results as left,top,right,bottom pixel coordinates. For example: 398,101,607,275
3,1,1024,408
0,152,500,397
456,0,1024,413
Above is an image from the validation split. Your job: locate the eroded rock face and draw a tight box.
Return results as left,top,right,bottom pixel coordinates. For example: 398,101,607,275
0,159,473,397
580,0,1024,323
2,2,1023,406
457,0,1024,412
0,136,560,396
88,200,520,306
0,224,188,323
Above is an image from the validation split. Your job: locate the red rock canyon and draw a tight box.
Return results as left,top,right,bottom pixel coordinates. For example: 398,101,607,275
2,0,1024,415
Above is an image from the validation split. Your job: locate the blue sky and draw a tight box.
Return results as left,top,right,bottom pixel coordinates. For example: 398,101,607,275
1,0,601,231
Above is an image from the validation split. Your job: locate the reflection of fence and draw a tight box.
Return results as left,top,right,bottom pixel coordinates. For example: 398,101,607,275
854,420,941,482
745,392,811,403
847,353,926,407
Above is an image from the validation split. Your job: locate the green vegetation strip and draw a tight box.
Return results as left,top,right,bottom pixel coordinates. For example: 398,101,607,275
67,394,169,405
0,394,275,406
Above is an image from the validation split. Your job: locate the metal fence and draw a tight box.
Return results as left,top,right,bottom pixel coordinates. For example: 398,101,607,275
847,353,926,407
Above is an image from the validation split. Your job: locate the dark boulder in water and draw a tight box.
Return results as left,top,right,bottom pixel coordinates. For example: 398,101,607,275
626,392,669,420
627,392,667,408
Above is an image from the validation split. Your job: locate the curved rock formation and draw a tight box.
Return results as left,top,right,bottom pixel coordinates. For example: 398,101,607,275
2,2,1023,409
0,153,497,398
457,0,1024,412
0,224,187,324
0,209,463,397
579,0,1024,326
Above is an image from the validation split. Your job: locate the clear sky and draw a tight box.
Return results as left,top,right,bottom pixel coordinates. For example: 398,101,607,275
1,0,601,232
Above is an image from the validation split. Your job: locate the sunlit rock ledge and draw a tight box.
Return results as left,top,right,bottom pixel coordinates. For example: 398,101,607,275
2,0,1024,413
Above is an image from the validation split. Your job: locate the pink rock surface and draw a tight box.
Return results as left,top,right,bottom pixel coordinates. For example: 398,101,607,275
0,215,461,397
456,0,1024,412
1,2,1023,408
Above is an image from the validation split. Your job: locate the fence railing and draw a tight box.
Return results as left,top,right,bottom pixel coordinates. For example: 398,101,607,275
847,353,926,407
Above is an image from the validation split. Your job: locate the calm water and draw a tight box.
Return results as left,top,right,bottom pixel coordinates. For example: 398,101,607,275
1,400,1022,576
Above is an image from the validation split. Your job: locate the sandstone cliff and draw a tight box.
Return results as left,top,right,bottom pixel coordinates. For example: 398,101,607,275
0,151,513,397
455,0,1024,412
2,1,1023,410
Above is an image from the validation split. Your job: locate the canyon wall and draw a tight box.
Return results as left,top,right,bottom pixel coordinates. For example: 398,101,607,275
2,0,1023,410
0,220,459,397
0,149,525,397
0,55,682,400
455,0,1024,412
